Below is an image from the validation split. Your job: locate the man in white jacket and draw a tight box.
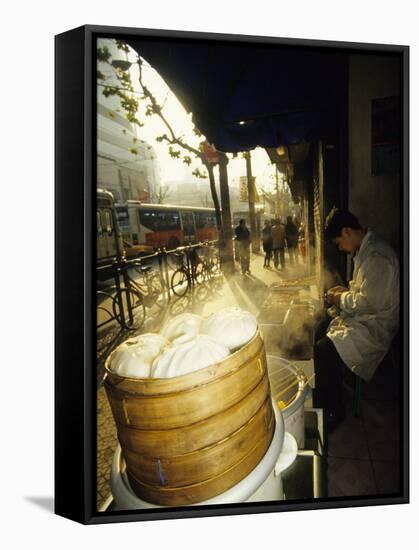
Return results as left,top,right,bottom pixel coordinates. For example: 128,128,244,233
313,208,400,431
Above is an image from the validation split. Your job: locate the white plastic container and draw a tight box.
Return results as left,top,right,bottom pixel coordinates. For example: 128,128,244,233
267,355,310,449
110,402,297,509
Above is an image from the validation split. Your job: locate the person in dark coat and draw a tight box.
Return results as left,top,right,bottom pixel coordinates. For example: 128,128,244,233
261,220,273,268
285,216,299,265
235,219,251,274
271,218,286,269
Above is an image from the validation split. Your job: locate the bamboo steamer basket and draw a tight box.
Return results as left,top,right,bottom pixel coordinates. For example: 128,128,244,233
110,402,290,509
124,397,273,487
104,329,274,506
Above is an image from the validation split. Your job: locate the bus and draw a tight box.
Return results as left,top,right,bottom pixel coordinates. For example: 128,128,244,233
115,202,218,251
97,188,124,264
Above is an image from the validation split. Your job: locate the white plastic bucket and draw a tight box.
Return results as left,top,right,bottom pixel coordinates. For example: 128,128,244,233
110,402,297,509
267,355,309,449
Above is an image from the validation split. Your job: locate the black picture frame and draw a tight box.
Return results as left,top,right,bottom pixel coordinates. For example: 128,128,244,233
55,24,409,525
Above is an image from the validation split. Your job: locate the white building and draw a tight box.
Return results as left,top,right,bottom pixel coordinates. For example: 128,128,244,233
97,38,160,203
164,178,213,208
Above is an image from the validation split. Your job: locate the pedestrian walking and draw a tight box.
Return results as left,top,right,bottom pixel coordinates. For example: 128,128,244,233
235,219,251,274
271,219,286,270
262,220,273,268
285,216,299,265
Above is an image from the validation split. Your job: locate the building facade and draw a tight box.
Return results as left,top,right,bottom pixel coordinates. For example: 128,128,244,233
97,38,160,203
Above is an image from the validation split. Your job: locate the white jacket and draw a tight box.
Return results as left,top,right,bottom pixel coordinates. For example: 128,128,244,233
327,230,400,382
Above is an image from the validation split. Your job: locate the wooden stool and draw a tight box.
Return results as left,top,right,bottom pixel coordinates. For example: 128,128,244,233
352,332,399,417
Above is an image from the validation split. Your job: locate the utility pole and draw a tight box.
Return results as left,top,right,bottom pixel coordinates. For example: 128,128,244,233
245,151,259,252
218,153,235,273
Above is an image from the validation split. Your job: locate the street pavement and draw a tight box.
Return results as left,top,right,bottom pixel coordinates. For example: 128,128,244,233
96,249,313,511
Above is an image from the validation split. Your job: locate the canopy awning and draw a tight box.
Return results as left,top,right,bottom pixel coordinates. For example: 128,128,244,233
128,37,346,153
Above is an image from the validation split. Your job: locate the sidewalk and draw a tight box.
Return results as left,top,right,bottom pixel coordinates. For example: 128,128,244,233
192,252,312,318
96,250,314,510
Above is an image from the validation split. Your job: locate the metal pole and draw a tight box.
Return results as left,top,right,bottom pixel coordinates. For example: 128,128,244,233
186,246,194,288
218,153,235,273
121,261,134,325
245,151,258,253
113,259,126,327
160,248,171,303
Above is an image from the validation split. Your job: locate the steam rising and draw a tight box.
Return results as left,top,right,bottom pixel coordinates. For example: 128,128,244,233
105,249,342,365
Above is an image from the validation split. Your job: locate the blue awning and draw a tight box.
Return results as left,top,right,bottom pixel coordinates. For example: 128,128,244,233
128,38,346,153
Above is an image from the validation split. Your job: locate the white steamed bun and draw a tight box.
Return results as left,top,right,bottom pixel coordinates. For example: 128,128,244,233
151,334,229,378
161,313,203,341
201,307,257,351
110,333,168,378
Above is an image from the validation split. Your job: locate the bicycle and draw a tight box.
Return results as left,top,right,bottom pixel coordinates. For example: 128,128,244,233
112,261,165,330
130,262,165,308
96,290,117,330
200,244,221,280
170,248,205,297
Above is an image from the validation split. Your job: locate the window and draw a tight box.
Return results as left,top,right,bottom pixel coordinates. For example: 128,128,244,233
103,210,113,233
195,211,216,228
181,212,195,235
139,209,181,231
115,205,130,229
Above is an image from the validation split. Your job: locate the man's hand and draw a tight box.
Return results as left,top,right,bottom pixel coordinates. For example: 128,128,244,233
326,286,348,307
329,285,348,293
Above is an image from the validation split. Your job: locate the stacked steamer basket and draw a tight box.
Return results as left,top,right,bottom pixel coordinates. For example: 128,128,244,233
104,329,275,506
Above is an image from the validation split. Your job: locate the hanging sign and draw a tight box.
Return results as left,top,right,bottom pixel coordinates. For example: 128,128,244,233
200,140,220,165
239,177,248,202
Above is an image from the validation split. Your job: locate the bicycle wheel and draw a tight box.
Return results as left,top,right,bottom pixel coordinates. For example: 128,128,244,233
148,273,166,308
171,268,190,297
112,288,146,330
193,260,206,285
207,249,221,274
96,290,116,327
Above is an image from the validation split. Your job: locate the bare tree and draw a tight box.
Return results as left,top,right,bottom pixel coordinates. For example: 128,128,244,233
97,40,223,234
153,184,171,204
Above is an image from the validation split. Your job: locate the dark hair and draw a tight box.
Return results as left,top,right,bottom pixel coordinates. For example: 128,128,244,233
239,218,245,225
324,207,362,241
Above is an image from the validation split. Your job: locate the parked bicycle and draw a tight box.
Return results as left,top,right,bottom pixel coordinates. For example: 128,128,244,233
97,290,117,330
200,243,221,280
170,248,205,297
130,263,165,308
112,261,165,330
96,241,220,332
